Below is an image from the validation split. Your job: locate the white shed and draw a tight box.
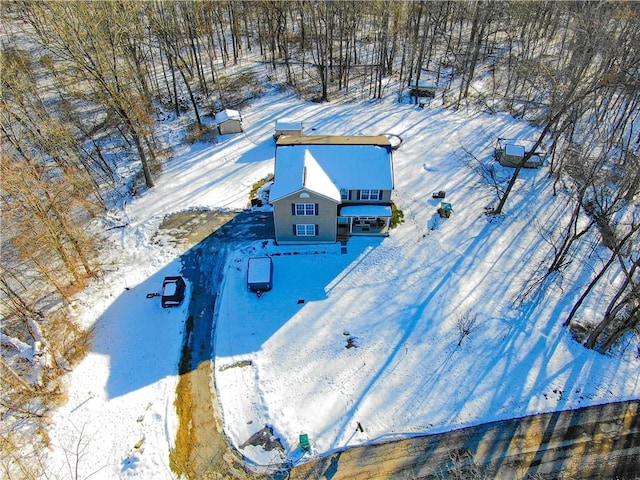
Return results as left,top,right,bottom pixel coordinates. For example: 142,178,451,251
215,109,243,135
274,118,303,139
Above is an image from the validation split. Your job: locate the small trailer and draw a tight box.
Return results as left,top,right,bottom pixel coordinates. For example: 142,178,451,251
247,257,273,296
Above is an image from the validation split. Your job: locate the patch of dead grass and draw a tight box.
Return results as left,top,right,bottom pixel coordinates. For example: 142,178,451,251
169,370,195,478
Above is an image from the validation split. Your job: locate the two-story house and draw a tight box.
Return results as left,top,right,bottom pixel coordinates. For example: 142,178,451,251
269,135,394,244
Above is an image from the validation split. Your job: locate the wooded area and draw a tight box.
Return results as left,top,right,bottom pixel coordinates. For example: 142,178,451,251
1,1,638,478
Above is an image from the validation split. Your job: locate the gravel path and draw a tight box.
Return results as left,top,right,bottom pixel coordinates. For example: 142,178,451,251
166,209,273,479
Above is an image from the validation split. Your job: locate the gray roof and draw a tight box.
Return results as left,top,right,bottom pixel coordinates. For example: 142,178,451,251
276,135,391,147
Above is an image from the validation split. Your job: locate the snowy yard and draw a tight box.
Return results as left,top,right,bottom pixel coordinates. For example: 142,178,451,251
47,90,639,478
214,97,639,467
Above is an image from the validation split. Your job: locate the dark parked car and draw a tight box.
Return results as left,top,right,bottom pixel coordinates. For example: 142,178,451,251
161,276,186,308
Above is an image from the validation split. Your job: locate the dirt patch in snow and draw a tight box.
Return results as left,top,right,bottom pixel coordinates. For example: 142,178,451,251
157,209,239,249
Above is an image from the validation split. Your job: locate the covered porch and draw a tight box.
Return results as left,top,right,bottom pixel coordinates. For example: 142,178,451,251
338,205,392,236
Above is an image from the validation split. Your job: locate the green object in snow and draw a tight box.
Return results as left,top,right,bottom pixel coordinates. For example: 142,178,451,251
299,433,310,452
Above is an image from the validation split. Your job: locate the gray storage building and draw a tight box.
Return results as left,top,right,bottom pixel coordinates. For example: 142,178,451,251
215,109,243,135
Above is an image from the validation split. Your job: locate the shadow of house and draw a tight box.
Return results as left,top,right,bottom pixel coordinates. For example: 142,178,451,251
92,211,272,399
92,209,376,399
90,260,188,399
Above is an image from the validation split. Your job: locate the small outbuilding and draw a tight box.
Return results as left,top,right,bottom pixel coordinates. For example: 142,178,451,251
494,138,545,168
274,118,303,139
247,257,273,294
215,109,243,135
410,79,437,99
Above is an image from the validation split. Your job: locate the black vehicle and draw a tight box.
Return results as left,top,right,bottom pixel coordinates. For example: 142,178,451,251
161,276,186,308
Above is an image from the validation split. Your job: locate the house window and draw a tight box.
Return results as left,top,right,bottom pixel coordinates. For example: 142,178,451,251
295,224,318,236
293,203,317,216
340,188,349,200
360,189,381,200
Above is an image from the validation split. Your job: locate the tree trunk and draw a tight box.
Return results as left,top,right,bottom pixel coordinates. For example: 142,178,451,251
491,119,554,214
599,305,640,353
584,257,640,350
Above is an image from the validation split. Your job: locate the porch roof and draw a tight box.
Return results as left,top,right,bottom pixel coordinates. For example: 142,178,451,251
340,205,392,217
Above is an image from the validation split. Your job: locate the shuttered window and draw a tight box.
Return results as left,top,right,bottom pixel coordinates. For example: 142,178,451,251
293,203,318,215
359,189,381,200
295,224,318,236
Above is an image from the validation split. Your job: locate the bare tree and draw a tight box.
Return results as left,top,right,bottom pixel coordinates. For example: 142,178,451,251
20,1,159,188
149,2,203,127
563,220,640,329
456,310,478,347
585,255,640,352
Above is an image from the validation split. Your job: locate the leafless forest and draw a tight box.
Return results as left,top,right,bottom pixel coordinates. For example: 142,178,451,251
1,1,639,478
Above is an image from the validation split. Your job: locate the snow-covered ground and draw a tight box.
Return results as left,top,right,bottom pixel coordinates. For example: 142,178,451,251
47,90,640,478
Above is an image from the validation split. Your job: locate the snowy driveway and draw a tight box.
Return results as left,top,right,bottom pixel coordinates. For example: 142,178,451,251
167,210,276,478
178,210,275,370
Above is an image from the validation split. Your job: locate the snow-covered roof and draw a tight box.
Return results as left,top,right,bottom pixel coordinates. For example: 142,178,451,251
275,118,302,130
269,149,341,202
498,138,546,156
412,79,437,89
505,144,526,157
270,138,394,201
340,205,392,217
247,257,272,284
215,109,241,123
